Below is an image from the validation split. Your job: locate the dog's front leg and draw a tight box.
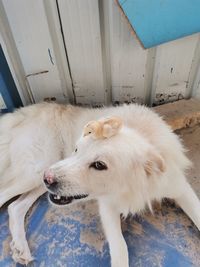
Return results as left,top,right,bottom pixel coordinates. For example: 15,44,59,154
8,185,46,265
99,200,129,267
173,180,200,230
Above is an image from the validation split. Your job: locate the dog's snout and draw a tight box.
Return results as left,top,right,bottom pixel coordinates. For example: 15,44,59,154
43,170,58,188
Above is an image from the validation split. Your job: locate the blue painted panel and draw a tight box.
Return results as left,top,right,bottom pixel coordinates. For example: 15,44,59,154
0,196,200,266
117,0,200,48
0,45,22,113
0,74,15,113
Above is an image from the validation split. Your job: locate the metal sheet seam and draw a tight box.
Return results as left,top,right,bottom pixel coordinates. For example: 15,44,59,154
44,0,75,104
144,47,157,106
188,35,200,98
98,0,112,105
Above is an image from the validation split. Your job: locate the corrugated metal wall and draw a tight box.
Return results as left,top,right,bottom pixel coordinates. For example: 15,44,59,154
1,0,200,107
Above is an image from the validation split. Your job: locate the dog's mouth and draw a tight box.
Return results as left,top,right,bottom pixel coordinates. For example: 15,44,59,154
48,193,89,205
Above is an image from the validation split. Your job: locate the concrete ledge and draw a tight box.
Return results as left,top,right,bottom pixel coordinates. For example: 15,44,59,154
153,99,200,131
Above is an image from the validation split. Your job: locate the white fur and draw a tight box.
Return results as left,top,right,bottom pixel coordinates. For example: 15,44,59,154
0,102,200,266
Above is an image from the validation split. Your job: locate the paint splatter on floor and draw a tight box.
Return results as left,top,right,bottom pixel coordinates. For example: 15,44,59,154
0,125,200,266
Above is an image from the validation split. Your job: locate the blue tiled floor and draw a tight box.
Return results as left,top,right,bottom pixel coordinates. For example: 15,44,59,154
0,195,200,267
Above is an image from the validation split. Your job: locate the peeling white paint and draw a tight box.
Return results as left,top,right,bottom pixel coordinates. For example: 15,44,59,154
1,0,200,106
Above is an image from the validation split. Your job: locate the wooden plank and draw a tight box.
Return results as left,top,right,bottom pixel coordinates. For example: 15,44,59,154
0,3,32,105
2,0,71,103
154,99,200,130
58,0,106,105
43,0,75,104
109,0,148,104
152,34,199,106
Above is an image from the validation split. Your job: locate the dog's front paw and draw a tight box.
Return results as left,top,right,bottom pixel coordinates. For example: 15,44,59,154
112,262,129,267
10,240,34,265
111,254,129,267
111,257,129,267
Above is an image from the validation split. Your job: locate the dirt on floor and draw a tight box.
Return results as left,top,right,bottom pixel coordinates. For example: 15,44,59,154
176,124,200,197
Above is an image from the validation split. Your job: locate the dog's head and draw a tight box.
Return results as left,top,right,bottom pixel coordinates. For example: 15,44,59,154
44,116,165,206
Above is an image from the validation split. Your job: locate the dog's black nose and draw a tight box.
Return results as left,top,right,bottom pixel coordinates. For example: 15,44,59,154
44,179,58,188
43,170,58,188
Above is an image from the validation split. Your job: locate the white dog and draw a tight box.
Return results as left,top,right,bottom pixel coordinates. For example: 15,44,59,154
0,102,200,266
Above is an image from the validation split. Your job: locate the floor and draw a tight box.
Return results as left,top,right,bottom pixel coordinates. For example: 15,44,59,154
0,125,200,267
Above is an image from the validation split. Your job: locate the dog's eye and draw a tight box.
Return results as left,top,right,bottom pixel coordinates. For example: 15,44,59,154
89,161,107,171
75,148,78,152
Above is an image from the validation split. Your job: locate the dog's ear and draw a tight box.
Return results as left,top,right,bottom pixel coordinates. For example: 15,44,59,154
144,150,166,177
102,116,123,138
83,116,123,139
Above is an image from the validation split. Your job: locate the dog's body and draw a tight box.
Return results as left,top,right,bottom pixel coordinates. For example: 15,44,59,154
0,102,200,266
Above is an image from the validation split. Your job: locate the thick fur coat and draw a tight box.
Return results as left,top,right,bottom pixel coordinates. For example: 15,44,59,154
0,102,200,266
